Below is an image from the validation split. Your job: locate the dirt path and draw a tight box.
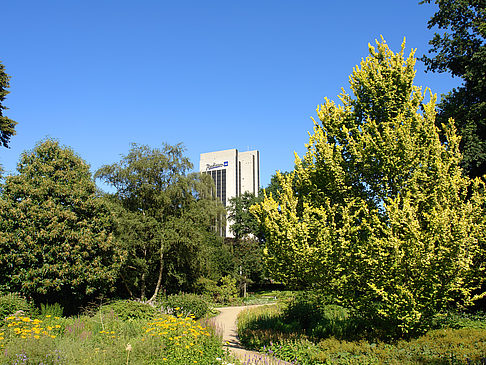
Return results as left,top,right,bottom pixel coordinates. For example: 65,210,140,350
214,305,291,364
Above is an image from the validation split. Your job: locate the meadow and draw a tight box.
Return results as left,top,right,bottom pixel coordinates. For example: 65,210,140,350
0,294,237,365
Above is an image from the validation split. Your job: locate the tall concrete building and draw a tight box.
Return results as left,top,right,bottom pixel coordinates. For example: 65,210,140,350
200,149,260,237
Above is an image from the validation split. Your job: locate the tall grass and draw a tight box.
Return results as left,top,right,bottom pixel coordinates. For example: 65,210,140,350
237,304,304,350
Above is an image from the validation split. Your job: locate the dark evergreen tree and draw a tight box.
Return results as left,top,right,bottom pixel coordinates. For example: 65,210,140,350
421,0,486,178
0,61,17,149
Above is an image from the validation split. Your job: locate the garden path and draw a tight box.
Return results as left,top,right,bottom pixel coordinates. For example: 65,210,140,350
214,305,292,365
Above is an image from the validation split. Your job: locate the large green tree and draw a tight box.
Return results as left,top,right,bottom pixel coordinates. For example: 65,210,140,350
95,143,224,301
264,172,288,200
226,193,266,293
252,39,485,338
0,61,17,149
226,174,291,241
421,0,486,178
227,192,262,241
0,139,123,311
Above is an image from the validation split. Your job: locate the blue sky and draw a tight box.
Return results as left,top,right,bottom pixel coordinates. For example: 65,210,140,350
1,1,459,189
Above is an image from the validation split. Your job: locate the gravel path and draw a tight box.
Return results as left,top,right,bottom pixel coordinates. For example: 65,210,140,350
214,305,292,364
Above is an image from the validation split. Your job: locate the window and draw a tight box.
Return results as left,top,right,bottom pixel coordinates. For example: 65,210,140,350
205,168,227,206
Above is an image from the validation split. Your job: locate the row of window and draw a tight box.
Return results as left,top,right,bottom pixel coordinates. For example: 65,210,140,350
206,169,227,206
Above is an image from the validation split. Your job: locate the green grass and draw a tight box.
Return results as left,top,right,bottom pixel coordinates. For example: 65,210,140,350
243,290,294,305
210,290,294,307
237,304,303,349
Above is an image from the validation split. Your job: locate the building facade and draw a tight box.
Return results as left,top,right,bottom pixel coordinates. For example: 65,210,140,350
199,149,260,237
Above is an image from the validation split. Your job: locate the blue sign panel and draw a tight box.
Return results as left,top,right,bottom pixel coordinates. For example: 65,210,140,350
206,161,229,170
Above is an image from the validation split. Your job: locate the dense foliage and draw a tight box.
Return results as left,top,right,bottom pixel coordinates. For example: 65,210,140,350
0,139,123,311
0,293,36,319
421,0,486,179
227,192,262,240
98,300,161,321
95,143,225,301
252,39,486,337
226,193,269,294
159,293,210,319
0,61,17,149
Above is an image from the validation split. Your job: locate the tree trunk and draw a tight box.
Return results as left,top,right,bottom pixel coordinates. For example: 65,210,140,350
141,272,146,300
120,272,134,298
148,245,164,303
141,247,147,300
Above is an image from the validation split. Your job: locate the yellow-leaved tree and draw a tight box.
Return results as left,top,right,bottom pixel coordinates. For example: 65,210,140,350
252,38,485,338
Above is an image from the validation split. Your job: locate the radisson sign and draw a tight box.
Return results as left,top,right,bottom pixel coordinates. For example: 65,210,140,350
206,161,229,170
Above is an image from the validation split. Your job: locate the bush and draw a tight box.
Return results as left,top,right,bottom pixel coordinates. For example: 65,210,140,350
283,291,328,330
262,339,321,365
283,291,366,340
160,293,210,319
257,326,486,364
219,275,238,304
431,311,486,330
314,328,486,364
99,300,160,321
0,293,36,319
195,277,220,299
40,302,64,317
195,276,238,304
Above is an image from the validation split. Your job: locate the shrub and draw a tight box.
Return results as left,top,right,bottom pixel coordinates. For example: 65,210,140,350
160,293,210,319
283,291,328,330
239,299,486,364
262,339,321,365
99,300,159,321
257,328,486,364
431,311,486,330
40,302,64,317
195,277,221,300
194,276,239,304
315,328,486,364
219,275,238,304
283,291,367,340
0,293,36,319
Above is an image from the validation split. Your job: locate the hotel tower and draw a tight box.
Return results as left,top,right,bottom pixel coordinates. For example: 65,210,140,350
199,149,260,237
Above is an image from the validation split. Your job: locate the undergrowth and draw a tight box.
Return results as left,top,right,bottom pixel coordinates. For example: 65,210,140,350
237,293,486,365
0,297,235,364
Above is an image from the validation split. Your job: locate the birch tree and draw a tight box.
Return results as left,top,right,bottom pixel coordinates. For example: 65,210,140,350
96,143,223,301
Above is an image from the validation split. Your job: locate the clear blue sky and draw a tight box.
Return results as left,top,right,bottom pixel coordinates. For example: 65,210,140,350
1,0,459,189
